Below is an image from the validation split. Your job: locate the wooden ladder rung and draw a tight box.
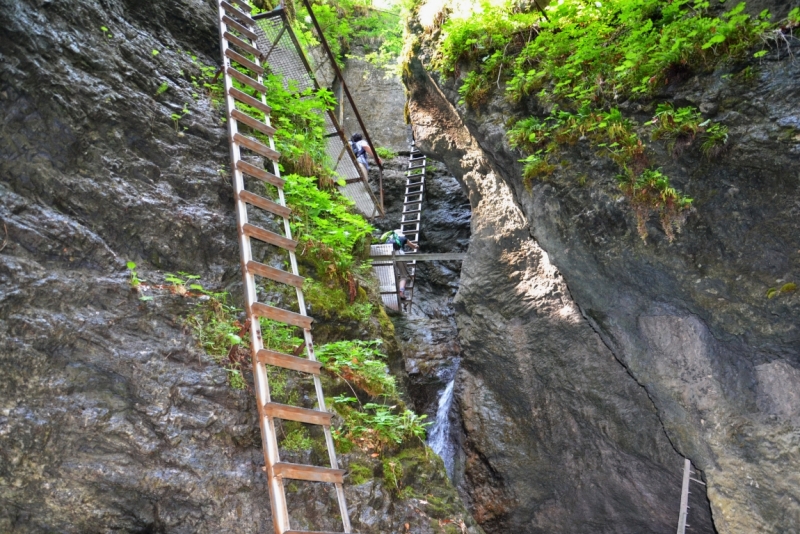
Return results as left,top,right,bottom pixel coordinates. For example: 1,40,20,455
225,48,264,75
247,260,303,288
242,222,297,251
230,0,253,13
224,31,261,58
234,132,280,161
251,302,312,330
227,66,267,95
229,87,271,115
221,15,258,41
272,462,344,484
236,159,283,188
263,402,332,426
231,109,276,137
239,190,290,217
221,1,253,26
257,348,321,374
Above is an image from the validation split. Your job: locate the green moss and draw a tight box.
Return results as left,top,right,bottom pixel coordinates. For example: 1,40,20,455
348,462,374,485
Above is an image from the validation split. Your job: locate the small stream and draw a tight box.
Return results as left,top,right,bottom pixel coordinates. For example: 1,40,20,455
428,374,456,478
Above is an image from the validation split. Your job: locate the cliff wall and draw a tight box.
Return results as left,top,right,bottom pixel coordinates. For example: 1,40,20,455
405,1,800,532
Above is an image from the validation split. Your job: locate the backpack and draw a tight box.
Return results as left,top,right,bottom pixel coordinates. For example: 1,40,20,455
351,140,366,159
381,231,404,251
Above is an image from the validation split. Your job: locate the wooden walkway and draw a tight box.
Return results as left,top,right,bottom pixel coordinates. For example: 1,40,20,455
216,2,351,532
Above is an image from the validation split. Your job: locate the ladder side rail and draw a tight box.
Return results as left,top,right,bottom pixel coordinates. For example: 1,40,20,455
217,5,290,534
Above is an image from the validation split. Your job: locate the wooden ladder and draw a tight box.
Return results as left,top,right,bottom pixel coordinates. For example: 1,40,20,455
215,1,351,532
398,141,426,309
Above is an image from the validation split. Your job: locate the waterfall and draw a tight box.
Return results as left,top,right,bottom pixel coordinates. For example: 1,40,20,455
428,377,456,479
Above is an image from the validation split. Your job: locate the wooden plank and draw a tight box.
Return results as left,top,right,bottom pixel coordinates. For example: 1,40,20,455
257,348,321,374
246,260,304,288
369,253,466,262
263,402,332,426
221,15,258,43
242,222,297,251
251,302,312,330
231,109,276,137
239,190,290,217
229,87,271,115
236,160,283,188
234,132,280,161
226,67,268,95
224,31,261,58
225,47,264,75
221,0,253,26
230,0,253,13
273,462,344,484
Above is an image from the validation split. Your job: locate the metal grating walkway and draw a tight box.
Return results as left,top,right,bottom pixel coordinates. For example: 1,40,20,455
252,5,383,218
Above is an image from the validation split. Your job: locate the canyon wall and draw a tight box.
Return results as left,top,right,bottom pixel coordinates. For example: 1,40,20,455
405,1,800,532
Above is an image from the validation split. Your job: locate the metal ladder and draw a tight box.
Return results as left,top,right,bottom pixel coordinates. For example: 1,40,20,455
215,1,351,532
398,141,427,309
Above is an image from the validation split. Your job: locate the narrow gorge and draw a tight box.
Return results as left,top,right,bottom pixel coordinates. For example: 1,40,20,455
1,0,799,533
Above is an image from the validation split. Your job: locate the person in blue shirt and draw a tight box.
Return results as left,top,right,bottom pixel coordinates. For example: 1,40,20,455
381,229,419,300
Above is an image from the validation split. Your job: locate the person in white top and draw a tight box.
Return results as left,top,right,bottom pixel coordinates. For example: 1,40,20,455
350,133,380,180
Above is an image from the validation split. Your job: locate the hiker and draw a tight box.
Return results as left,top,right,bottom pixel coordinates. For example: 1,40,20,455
350,133,380,180
382,229,419,301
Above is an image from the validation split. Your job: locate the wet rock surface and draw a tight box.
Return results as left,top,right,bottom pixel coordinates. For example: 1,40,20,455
0,0,478,532
406,1,800,532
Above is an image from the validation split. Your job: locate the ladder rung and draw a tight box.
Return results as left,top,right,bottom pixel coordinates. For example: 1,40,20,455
406,177,425,184
221,1,253,26
230,0,253,13
236,160,283,187
224,31,261,58
231,109,276,137
246,260,303,288
234,133,280,161
229,87,271,115
402,208,421,215
251,302,312,330
227,66,267,95
242,223,297,251
257,348,321,374
225,47,264,75
263,402,332,426
403,198,422,205
272,462,344,484
221,15,258,41
239,190,290,217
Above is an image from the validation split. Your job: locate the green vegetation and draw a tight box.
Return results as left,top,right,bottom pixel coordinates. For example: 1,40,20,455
293,0,406,72
427,0,793,241
767,282,798,299
376,146,398,160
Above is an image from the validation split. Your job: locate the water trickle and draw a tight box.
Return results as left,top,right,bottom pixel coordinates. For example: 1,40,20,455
428,377,456,479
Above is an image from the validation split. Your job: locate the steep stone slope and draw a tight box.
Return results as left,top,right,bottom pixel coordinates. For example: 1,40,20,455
405,1,800,533
0,0,477,532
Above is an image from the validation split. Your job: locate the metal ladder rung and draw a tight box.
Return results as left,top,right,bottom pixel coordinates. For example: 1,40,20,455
221,1,254,25
256,348,322,375
246,260,304,288
221,15,258,40
229,87,271,115
404,196,423,204
225,47,264,75
402,208,421,215
273,462,344,484
236,160,283,187
234,132,280,161
263,402,332,426
227,66,267,95
224,31,261,58
231,109,276,137
243,223,297,251
250,302,312,330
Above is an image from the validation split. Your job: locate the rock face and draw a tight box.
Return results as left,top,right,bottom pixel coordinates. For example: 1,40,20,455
0,0,477,532
405,2,800,533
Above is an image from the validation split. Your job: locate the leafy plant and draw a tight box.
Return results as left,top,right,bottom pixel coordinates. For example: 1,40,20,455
375,146,398,160
155,81,169,96
316,339,396,397
126,261,143,289
332,396,430,450
616,168,693,241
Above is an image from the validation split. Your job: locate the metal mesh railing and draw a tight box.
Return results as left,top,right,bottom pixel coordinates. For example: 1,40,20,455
253,6,383,218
